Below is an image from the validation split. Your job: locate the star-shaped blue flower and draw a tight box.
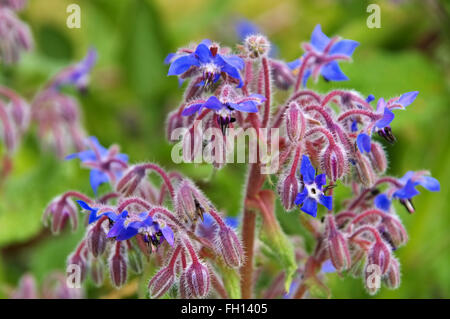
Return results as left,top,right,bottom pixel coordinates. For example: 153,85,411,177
181,94,265,116
166,40,244,87
51,48,97,91
294,155,333,217
66,136,128,195
292,25,359,86
107,211,174,246
374,171,440,212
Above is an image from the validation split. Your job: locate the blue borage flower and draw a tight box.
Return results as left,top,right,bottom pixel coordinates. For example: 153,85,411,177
76,200,174,246
50,48,97,91
107,211,174,246
355,91,419,153
374,171,440,213
294,155,332,217
182,93,265,133
66,136,128,195
289,25,359,86
166,40,244,88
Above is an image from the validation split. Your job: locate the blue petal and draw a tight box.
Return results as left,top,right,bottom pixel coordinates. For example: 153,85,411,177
393,180,420,199
319,194,332,210
65,149,96,162
398,171,415,185
375,107,395,129
287,58,301,70
300,155,316,184
418,176,440,192
321,259,337,273
203,96,223,111
116,227,139,241
90,169,109,195
366,94,375,103
195,43,212,63
321,61,349,81
182,103,204,116
397,91,419,107
374,194,391,211
351,120,358,132
234,101,259,113
162,226,175,246
225,216,239,229
329,40,359,57
294,188,308,205
164,53,176,64
315,174,327,189
310,24,330,52
88,136,108,156
167,55,199,76
221,63,243,87
221,54,245,70
301,198,318,217
117,153,129,163
107,218,125,238
356,133,372,154
76,200,96,212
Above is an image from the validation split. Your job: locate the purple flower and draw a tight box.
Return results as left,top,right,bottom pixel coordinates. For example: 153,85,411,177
50,48,97,91
76,200,116,224
294,155,332,217
295,25,359,86
107,211,175,246
375,171,440,213
356,133,371,154
66,136,128,194
182,93,265,133
166,40,244,87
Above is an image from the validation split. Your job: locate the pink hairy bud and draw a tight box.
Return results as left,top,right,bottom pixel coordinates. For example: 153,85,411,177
285,102,306,143
42,195,79,234
184,261,210,298
166,109,185,143
86,218,108,257
244,34,270,59
148,266,176,299
325,215,351,272
368,240,392,275
277,172,299,211
321,143,347,182
354,152,376,188
108,241,128,288
368,142,387,174
383,256,401,289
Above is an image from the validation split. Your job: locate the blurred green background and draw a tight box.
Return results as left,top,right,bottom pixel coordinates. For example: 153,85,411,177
0,0,449,298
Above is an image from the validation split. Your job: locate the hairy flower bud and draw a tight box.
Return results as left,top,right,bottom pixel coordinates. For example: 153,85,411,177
179,272,189,299
368,142,387,174
216,224,244,268
175,179,212,226
184,261,210,298
285,102,306,143
108,242,128,288
11,274,37,299
67,248,87,284
86,219,107,257
378,215,408,250
270,60,295,90
368,240,391,275
90,257,105,287
166,109,184,143
383,257,401,289
321,143,347,182
244,34,270,59
353,152,376,188
148,266,175,299
277,172,299,211
325,215,351,272
43,195,79,234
